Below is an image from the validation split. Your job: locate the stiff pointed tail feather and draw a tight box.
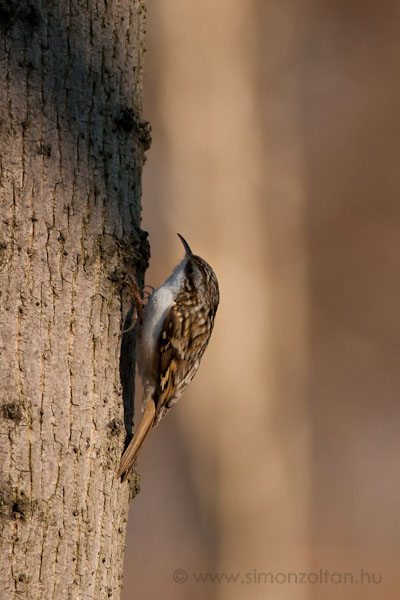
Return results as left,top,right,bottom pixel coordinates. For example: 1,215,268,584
117,399,156,481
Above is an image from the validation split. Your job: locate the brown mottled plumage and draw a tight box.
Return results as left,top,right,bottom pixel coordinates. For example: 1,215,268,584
118,234,219,481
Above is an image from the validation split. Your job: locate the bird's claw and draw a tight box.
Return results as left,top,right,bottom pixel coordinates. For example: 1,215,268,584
121,275,145,333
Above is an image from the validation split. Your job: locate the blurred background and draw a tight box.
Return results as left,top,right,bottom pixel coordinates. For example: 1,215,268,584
122,1,400,598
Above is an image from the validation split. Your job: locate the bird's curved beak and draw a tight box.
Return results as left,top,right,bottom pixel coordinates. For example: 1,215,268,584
177,233,193,256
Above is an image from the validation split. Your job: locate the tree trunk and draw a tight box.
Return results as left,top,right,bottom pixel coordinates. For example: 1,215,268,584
0,1,149,598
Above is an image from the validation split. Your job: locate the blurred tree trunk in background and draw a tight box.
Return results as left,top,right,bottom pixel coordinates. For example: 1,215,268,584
0,1,149,598
125,2,310,600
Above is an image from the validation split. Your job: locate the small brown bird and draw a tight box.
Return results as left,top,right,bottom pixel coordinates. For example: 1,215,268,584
118,234,219,480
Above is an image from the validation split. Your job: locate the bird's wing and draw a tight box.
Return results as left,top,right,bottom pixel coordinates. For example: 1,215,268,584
156,301,189,419
155,298,212,425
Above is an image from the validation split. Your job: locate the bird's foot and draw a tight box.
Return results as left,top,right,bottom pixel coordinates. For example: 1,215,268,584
121,275,145,333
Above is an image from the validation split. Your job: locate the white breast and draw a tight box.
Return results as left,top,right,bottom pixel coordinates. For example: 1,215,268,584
137,257,187,390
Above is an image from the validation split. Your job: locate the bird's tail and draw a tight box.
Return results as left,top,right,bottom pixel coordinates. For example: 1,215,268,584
117,399,156,481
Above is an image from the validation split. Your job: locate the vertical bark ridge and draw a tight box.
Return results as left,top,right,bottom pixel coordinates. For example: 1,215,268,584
0,1,149,598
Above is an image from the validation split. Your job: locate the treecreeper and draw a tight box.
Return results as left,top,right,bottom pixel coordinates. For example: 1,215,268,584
118,234,219,481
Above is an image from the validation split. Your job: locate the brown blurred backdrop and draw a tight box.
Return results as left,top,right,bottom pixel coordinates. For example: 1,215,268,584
122,1,400,599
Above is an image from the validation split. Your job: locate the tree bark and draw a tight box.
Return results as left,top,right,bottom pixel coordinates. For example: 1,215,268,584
0,1,149,598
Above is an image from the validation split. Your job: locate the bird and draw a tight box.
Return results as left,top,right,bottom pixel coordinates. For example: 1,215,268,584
118,233,219,481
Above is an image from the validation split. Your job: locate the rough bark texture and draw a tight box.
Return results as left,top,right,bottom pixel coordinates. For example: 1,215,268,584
0,1,149,598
